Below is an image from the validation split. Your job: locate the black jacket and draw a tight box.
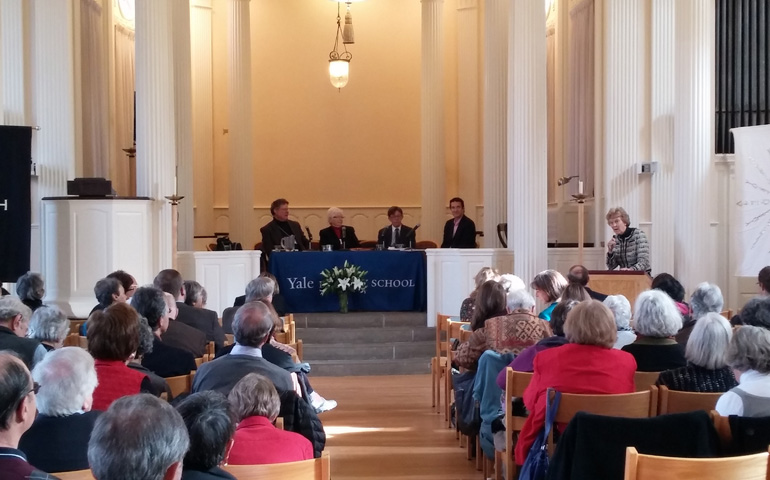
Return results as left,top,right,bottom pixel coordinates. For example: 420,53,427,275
181,467,236,480
142,337,197,378
161,320,208,357
319,226,360,250
19,411,101,473
260,219,310,257
441,215,477,248
378,224,415,248
279,390,327,458
176,303,225,352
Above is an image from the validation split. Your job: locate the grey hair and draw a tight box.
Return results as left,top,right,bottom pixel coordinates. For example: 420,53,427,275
327,206,344,223
685,312,732,370
506,289,535,311
0,296,31,325
634,289,683,338
88,394,189,480
135,316,155,357
690,282,724,320
228,373,281,422
232,301,274,347
245,277,275,303
499,274,526,293
16,272,44,301
604,295,632,330
32,347,98,416
184,280,204,306
94,277,121,306
726,326,770,374
28,306,70,344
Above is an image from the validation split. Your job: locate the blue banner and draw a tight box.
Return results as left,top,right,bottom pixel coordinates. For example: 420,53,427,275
269,251,427,312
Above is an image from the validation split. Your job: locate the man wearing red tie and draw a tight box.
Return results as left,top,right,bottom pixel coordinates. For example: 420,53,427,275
441,197,477,248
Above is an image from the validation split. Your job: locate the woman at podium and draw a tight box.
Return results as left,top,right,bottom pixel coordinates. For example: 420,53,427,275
605,207,651,274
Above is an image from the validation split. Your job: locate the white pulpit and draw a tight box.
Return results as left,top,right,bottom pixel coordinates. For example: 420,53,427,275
177,250,261,317
41,197,154,317
425,248,514,327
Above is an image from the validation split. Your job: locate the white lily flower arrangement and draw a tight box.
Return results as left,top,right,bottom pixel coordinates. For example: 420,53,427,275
319,260,368,295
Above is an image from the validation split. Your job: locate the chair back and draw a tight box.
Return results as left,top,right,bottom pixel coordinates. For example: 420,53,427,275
166,372,195,398
548,388,657,454
63,333,80,347
623,445,770,480
78,335,89,349
54,470,95,480
415,240,438,249
720,310,733,320
634,371,661,392
222,306,238,334
225,333,235,346
447,320,471,364
69,319,86,335
658,385,722,415
288,339,304,362
223,452,331,480
436,314,452,357
504,368,534,480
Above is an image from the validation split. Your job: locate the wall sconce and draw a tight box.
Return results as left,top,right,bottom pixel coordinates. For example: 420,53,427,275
329,2,352,89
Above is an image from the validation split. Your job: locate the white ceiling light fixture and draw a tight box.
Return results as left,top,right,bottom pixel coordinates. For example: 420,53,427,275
329,2,353,89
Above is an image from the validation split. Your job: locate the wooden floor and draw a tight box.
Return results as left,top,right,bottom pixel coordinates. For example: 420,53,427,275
310,374,482,480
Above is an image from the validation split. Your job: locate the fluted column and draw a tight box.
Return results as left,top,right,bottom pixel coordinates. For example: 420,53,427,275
602,1,646,228
1,0,30,125
482,0,507,247
136,0,178,270
651,0,675,275
674,0,716,291
227,0,255,247
508,0,547,286
421,0,446,243
32,0,78,198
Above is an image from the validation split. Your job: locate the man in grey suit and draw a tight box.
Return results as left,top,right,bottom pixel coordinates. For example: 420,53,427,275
154,269,225,353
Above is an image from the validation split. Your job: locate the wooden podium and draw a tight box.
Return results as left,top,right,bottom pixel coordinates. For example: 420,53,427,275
588,270,652,309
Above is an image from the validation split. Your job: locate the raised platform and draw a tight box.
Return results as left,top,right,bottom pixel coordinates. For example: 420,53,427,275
296,312,432,377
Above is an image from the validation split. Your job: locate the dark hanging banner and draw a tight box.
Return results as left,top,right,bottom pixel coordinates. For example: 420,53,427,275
0,126,32,282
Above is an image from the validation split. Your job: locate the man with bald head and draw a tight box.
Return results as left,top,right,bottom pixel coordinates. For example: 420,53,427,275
0,352,58,479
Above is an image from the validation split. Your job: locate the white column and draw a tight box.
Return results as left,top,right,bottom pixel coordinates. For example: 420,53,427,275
227,0,255,248
508,0,547,286
32,0,78,198
1,0,30,125
651,0,675,275
456,0,479,228
674,0,716,292
482,0,507,247
421,0,446,244
602,1,646,227
136,0,178,270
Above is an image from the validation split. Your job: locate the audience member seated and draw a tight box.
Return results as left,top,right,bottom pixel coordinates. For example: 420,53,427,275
455,289,551,371
28,306,69,352
530,269,568,321
107,270,138,302
0,297,46,368
175,391,237,480
133,286,196,378
731,296,770,328
88,302,158,410
604,295,636,349
560,282,592,303
496,300,576,386
184,280,207,308
622,289,686,372
567,265,607,301
759,266,770,296
88,394,189,480
377,206,414,249
652,272,691,327
19,347,100,473
160,291,207,357
227,373,313,465
716,326,770,417
15,272,45,312
0,352,55,479
657,312,737,392
89,276,127,316
128,316,172,399
233,272,287,316
441,197,477,248
459,267,499,323
469,280,508,332
514,300,637,465
245,277,296,357
319,207,360,250
676,282,724,345
155,269,225,352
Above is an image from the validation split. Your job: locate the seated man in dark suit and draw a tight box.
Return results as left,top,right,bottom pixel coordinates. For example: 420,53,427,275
377,206,415,248
441,197,477,248
19,347,101,473
154,269,225,353
0,297,46,369
160,292,207,357
567,264,608,301
260,198,310,262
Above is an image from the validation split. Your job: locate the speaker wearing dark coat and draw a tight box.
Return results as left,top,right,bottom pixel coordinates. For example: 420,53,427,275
161,319,208,358
318,226,360,250
377,224,415,248
19,410,102,473
260,219,310,255
441,215,477,248
176,302,225,353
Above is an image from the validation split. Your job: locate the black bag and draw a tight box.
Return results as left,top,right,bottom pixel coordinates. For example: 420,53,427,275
216,235,242,251
452,370,481,436
519,388,561,480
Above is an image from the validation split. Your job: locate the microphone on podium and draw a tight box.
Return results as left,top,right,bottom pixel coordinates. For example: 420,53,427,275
408,223,421,248
341,226,347,249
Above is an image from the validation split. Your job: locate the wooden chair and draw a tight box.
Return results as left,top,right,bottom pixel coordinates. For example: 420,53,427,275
275,417,284,429
415,240,438,249
223,452,331,480
445,319,471,424
225,333,235,346
710,410,734,452
503,368,534,480
69,319,86,335
658,385,722,415
720,310,733,320
431,313,452,413
62,333,80,347
205,341,215,356
548,388,657,454
54,470,95,480
634,371,661,392
166,372,195,398
78,335,89,349
623,445,770,480
194,357,204,368
359,240,377,249
287,339,304,362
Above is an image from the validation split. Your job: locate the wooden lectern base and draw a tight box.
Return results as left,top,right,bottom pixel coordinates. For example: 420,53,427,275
588,270,652,310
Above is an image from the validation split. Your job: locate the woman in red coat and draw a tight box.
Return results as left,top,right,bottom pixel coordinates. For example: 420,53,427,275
514,300,637,465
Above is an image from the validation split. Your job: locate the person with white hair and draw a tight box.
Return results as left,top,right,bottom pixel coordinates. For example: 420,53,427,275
18,347,100,473
318,207,360,250
676,282,724,345
716,326,770,417
498,274,526,293
455,289,551,371
603,295,635,349
621,289,686,372
28,306,70,352
657,313,737,393
0,297,46,368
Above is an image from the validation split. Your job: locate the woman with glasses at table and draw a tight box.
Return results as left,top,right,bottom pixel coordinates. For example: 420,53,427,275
319,207,360,251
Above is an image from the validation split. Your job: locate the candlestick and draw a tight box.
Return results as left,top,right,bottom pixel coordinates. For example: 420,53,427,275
578,180,584,195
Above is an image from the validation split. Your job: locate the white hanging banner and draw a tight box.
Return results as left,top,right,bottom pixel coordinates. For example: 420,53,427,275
731,124,770,276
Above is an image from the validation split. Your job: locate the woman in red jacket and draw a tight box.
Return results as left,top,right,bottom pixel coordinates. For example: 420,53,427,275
514,300,637,465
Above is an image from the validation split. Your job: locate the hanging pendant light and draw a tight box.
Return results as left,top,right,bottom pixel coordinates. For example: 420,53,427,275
329,3,352,89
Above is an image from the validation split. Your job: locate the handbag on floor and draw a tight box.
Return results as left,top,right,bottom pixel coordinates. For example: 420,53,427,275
452,370,481,436
519,388,561,480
